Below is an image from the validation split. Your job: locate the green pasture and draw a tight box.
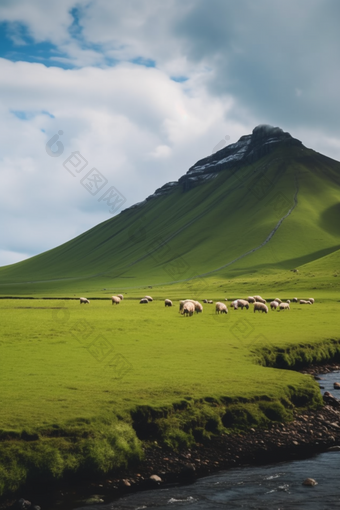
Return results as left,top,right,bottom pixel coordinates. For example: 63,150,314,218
1,294,339,495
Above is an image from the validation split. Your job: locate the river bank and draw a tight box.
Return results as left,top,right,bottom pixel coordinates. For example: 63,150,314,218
2,364,340,510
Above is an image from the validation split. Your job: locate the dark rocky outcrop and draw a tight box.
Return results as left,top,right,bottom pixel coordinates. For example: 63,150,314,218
124,125,303,210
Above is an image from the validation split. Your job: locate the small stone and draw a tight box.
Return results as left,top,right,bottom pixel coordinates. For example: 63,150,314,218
302,478,318,486
328,445,340,451
333,382,340,389
149,474,162,483
122,479,131,487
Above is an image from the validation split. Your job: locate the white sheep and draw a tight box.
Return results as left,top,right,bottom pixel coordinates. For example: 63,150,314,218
140,298,149,304
292,297,298,303
194,301,203,313
247,296,256,303
254,295,266,304
236,299,249,310
308,298,315,304
299,299,312,305
254,302,268,313
117,294,124,300
111,295,121,305
182,301,195,316
230,300,238,310
215,302,228,314
274,298,282,303
80,297,90,304
270,300,279,310
165,299,173,307
144,295,153,302
279,302,290,310
179,299,195,313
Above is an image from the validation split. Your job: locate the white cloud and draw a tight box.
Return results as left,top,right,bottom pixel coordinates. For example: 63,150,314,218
0,57,235,266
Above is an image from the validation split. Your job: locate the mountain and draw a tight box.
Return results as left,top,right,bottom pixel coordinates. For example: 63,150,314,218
1,124,340,295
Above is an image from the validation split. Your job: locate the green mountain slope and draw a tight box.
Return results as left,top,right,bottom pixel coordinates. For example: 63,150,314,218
1,126,340,295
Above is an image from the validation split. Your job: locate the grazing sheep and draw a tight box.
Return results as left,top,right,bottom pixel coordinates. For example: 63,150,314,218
182,301,195,316
292,297,298,303
236,299,249,310
207,300,213,304
111,295,121,305
179,299,195,313
254,295,266,304
270,300,279,310
144,295,153,302
194,301,203,313
279,302,290,310
254,302,268,313
140,298,149,304
203,299,208,303
230,300,238,310
80,297,90,304
215,302,228,314
224,298,228,301
117,294,124,300
247,296,256,303
274,298,282,303
308,298,315,304
165,299,173,307
299,299,312,305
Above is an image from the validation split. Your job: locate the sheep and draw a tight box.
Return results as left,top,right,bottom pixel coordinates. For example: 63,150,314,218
230,300,238,310
194,301,203,313
111,295,121,305
254,295,266,304
215,302,228,314
165,299,173,307
279,302,290,311
254,302,268,313
182,301,195,316
274,298,282,303
117,294,124,300
144,295,153,302
203,299,208,303
299,299,312,305
292,297,298,303
247,296,256,303
207,300,213,304
224,298,228,301
270,300,279,310
80,297,90,304
308,298,315,304
140,298,149,304
236,299,249,310
179,299,194,313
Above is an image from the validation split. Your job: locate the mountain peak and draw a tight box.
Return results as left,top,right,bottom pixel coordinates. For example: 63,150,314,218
125,125,302,209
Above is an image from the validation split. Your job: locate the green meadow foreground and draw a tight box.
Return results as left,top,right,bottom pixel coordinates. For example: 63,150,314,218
1,292,339,495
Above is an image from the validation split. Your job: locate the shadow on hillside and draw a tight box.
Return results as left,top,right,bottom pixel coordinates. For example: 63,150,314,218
228,244,340,273
319,203,340,237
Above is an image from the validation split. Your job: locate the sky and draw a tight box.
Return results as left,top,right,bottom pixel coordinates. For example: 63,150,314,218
1,0,340,267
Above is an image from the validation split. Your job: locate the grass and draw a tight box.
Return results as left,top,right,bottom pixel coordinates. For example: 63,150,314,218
0,293,339,495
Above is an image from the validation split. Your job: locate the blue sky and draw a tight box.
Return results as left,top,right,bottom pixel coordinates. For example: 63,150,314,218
1,0,340,266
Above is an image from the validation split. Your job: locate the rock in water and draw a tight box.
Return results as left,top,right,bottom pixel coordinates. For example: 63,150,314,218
302,478,318,486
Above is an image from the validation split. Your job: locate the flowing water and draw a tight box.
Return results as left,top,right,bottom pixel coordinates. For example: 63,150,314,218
41,371,340,510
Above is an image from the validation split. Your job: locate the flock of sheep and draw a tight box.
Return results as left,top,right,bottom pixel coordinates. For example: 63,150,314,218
79,294,315,316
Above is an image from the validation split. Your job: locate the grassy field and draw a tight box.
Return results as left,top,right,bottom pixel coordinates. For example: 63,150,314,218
1,291,339,495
